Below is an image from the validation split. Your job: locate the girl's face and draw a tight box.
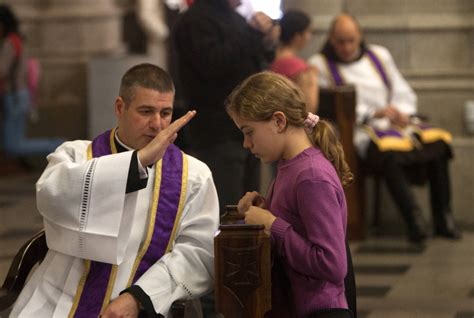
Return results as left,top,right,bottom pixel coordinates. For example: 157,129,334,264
231,112,285,163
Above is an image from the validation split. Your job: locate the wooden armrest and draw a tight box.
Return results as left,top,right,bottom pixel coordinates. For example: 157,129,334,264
170,299,186,318
170,299,203,318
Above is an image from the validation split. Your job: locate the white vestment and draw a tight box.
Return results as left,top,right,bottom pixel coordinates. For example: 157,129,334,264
11,140,220,317
309,44,417,157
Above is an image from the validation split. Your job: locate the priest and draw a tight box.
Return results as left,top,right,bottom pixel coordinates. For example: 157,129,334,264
309,14,460,243
11,63,220,317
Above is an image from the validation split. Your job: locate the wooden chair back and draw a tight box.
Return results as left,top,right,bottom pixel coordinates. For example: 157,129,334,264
0,230,47,311
318,85,365,240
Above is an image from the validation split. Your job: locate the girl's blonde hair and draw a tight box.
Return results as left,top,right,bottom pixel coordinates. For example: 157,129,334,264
226,71,353,187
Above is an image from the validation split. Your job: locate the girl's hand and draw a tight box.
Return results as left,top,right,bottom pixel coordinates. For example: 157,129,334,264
244,206,276,234
237,191,265,214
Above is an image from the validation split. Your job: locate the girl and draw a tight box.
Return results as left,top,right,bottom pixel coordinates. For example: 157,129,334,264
226,71,353,318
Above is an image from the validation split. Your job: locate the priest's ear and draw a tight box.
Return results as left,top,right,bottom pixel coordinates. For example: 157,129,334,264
115,96,126,117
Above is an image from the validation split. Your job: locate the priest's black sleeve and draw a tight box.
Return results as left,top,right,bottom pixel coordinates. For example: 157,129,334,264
120,286,163,317
126,150,148,193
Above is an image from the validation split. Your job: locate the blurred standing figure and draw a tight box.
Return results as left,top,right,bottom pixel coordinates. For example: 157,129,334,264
136,0,186,69
174,0,279,212
136,0,169,61
271,9,319,113
0,4,63,158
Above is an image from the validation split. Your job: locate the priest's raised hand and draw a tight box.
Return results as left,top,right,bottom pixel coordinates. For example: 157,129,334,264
138,110,196,166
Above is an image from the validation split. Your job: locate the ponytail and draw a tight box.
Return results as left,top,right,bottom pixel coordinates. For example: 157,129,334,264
309,119,353,187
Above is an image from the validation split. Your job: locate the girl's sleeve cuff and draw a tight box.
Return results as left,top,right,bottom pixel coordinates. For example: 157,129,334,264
270,217,291,249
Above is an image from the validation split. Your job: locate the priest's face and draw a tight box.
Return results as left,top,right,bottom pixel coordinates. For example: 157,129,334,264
330,19,362,63
115,86,175,150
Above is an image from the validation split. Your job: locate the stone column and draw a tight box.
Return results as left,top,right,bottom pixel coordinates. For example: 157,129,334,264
5,0,124,139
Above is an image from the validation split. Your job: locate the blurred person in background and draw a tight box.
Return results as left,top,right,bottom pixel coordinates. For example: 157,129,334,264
174,0,279,213
271,9,319,113
0,4,63,160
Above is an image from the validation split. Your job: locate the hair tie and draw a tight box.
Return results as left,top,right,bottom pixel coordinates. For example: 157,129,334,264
304,112,319,133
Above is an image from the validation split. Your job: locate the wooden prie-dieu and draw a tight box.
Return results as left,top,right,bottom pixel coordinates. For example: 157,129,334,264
214,205,272,318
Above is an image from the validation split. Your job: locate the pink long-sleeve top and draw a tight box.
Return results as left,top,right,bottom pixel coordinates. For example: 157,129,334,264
267,146,348,317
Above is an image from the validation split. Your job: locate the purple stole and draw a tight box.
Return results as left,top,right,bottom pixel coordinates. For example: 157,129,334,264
69,128,187,317
325,48,391,93
325,50,452,150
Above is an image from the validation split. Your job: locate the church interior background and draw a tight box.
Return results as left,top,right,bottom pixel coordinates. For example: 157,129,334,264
1,1,473,317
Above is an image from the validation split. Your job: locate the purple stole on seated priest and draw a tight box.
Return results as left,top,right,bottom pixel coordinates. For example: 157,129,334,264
69,128,187,318
324,50,451,152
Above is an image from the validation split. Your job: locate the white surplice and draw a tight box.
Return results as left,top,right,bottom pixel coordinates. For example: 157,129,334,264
309,44,417,157
10,140,220,317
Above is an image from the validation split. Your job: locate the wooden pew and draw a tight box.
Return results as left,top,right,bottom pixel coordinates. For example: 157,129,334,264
318,85,365,240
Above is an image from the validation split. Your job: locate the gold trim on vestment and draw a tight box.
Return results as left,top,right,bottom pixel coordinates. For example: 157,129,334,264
110,127,118,153
414,127,452,145
100,265,118,313
86,144,92,161
68,260,91,318
126,159,163,287
68,129,119,317
165,152,189,253
365,126,414,152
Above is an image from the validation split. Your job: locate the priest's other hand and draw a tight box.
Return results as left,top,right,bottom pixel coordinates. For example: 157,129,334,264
375,105,409,127
138,110,196,166
100,292,140,318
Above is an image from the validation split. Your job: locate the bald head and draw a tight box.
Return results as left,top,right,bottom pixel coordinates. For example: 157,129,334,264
329,14,362,62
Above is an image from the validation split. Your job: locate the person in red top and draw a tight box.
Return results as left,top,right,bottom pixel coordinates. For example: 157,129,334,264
0,4,63,159
270,10,319,113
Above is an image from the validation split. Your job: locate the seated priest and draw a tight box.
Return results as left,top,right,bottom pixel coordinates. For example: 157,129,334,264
309,14,461,243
